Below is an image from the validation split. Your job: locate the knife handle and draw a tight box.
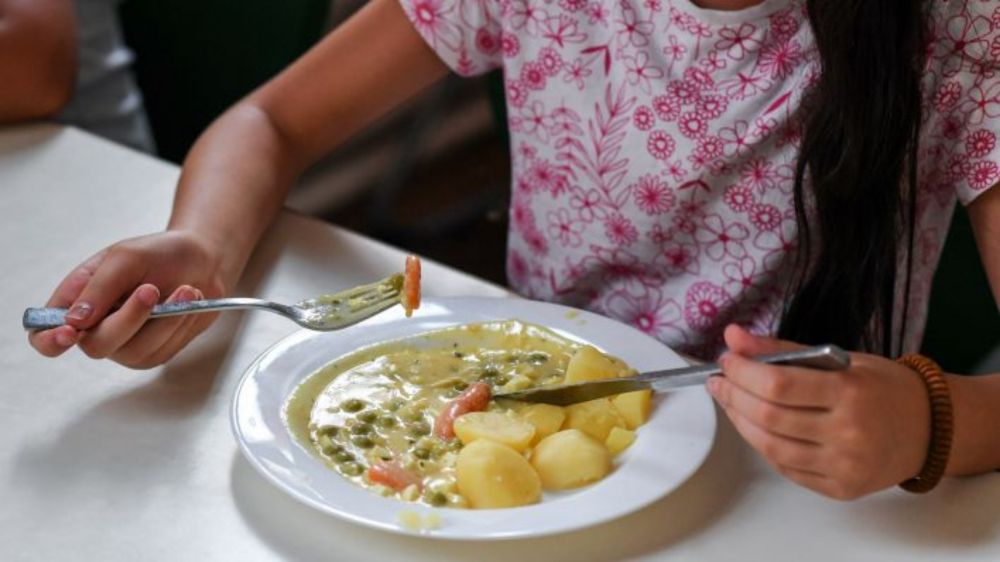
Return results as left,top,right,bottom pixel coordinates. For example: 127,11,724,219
647,345,851,392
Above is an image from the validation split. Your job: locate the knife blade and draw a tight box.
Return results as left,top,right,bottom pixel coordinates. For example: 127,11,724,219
494,345,850,406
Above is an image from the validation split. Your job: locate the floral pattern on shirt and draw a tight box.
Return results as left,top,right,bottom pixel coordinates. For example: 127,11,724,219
399,0,1000,358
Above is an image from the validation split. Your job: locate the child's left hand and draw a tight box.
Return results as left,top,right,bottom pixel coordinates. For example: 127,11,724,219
707,324,932,500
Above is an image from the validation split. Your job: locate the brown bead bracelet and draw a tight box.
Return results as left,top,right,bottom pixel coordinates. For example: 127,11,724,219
896,353,953,493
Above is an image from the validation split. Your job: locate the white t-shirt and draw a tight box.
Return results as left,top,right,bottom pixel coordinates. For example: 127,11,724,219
399,0,999,358
57,0,154,153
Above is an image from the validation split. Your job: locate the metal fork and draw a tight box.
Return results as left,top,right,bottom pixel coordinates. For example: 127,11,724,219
23,274,404,332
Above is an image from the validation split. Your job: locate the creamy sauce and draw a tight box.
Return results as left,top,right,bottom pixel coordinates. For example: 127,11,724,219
285,320,594,507
297,273,404,325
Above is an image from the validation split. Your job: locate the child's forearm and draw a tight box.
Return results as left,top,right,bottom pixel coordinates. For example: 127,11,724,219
167,104,301,289
945,372,1000,475
166,0,448,290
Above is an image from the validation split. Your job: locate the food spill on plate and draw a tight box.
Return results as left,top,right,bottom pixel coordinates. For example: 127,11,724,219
285,320,653,509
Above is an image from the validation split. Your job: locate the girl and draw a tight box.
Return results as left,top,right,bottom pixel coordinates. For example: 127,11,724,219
28,0,1000,499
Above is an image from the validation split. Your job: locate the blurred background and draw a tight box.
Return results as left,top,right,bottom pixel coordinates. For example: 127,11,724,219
114,0,997,374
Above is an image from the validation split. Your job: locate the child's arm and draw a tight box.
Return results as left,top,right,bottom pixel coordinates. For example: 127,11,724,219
169,0,448,290
707,186,1000,498
28,0,448,367
968,182,1000,307
0,0,76,121
946,183,1000,475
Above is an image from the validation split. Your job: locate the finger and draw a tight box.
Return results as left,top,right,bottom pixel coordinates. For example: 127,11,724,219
720,351,840,408
30,250,109,355
143,304,217,367
110,285,199,368
28,325,80,358
64,247,149,330
77,284,159,359
720,402,826,474
707,377,827,443
723,323,806,356
45,249,109,308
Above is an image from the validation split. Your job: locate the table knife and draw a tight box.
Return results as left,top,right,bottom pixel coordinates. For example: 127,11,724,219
494,345,850,406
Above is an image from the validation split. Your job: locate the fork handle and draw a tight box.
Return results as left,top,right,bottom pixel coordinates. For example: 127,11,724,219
22,298,275,330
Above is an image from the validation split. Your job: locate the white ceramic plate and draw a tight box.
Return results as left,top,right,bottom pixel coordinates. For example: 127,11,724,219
231,296,716,540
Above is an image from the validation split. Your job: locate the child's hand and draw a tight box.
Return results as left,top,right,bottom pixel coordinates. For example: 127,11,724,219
707,324,931,500
28,230,229,369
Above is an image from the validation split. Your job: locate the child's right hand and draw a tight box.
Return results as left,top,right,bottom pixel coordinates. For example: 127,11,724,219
28,230,230,369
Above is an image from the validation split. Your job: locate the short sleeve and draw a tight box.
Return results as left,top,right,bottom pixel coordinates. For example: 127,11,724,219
924,0,1000,205
397,0,504,77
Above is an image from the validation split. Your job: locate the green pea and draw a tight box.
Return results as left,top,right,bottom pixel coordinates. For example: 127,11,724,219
351,423,372,435
425,491,448,506
351,436,375,449
316,425,339,437
408,421,431,437
317,435,341,455
452,381,469,392
376,415,397,429
340,462,364,477
357,411,378,424
478,368,509,386
386,398,405,412
412,448,431,460
453,351,464,358
333,450,355,463
342,399,366,413
528,352,549,364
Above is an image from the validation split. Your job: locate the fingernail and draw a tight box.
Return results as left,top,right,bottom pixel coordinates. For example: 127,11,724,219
170,286,198,303
137,285,160,307
54,330,76,348
65,302,93,321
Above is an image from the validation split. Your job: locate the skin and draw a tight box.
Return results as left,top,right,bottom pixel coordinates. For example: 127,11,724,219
0,0,75,121
28,0,447,367
26,0,1000,495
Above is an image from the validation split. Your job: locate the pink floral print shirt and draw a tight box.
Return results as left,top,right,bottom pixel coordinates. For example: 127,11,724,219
399,0,1000,358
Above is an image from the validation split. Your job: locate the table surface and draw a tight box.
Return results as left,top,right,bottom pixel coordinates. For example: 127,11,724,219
1,125,997,562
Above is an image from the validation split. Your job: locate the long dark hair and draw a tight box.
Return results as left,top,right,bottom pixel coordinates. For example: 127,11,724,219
778,0,928,356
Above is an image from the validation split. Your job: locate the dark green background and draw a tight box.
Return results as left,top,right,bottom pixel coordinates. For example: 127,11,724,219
119,0,329,163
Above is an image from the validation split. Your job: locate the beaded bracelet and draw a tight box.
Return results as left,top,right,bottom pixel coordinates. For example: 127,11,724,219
896,354,953,493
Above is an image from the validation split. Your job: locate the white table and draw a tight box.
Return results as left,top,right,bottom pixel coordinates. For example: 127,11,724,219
1,125,997,561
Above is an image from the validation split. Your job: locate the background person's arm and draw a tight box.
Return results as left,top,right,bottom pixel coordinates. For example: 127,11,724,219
0,0,75,121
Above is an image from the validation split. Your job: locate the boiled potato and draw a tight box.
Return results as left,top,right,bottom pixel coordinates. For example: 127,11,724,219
531,429,611,490
565,345,628,383
605,426,636,456
454,411,536,452
563,398,627,441
514,403,566,445
611,390,652,429
456,439,541,508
